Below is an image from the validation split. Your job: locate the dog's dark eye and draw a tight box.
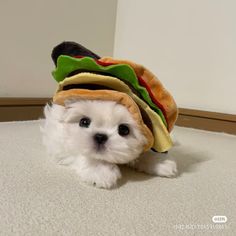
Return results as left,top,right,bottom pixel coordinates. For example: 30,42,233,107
118,124,130,136
79,117,91,128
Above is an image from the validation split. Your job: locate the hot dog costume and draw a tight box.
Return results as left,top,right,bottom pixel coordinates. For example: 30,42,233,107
51,42,178,153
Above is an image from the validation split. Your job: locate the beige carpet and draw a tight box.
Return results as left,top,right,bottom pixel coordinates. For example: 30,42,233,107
0,120,235,236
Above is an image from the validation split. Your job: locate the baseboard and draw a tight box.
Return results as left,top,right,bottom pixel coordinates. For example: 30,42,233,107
0,98,51,122
0,98,235,135
177,108,236,135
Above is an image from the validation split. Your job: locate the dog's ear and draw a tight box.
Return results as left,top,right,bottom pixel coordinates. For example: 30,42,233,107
51,41,100,66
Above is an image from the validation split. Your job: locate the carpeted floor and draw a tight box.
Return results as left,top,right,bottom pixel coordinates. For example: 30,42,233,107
0,120,235,236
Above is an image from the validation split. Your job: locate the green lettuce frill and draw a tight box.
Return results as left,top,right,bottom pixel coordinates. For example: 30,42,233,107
52,56,167,127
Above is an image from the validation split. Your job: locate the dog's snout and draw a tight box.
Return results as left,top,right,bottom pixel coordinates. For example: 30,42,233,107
94,133,108,145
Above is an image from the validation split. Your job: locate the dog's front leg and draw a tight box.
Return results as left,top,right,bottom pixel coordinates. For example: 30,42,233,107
129,151,177,177
71,155,121,189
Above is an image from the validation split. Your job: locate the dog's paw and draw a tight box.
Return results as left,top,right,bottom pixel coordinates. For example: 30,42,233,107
129,152,178,178
79,163,122,189
155,159,177,178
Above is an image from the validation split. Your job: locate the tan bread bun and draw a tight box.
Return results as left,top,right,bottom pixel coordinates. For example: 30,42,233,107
99,57,178,131
53,89,154,152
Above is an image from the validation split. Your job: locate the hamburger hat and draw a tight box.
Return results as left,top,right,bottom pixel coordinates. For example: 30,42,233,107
51,42,178,152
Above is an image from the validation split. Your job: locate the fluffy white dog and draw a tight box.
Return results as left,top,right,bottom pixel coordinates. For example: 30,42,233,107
42,100,177,189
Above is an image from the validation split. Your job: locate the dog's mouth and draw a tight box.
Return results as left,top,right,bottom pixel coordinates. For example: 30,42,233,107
91,138,108,154
94,144,107,153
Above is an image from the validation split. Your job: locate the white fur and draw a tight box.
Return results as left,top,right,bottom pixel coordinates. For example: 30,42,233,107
129,152,177,177
42,100,177,189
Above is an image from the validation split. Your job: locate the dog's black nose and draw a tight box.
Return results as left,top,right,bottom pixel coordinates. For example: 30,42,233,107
94,133,108,145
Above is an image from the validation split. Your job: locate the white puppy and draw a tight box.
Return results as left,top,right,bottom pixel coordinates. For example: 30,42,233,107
42,100,177,189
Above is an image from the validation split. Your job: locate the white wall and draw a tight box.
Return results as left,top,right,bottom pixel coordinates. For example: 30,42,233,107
114,0,236,114
0,0,117,97
2,0,236,115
